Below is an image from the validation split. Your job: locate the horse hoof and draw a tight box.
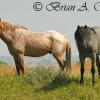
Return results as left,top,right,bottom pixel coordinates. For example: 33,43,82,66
92,83,95,86
80,83,84,85
80,80,84,85
92,81,96,86
61,67,64,71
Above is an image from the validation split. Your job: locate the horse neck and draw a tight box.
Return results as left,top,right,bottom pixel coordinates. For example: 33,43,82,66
1,31,13,44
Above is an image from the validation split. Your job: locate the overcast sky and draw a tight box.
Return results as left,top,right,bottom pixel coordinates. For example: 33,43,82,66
0,0,100,56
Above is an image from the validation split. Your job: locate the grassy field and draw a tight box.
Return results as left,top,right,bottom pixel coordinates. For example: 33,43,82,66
0,61,100,100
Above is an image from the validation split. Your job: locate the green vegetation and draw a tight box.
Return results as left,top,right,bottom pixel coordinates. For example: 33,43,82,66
0,66,100,100
0,60,7,64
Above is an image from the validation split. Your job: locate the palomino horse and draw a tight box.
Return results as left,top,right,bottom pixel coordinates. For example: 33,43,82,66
75,25,100,85
0,19,71,75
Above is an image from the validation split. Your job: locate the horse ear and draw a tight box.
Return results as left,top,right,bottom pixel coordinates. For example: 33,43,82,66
0,18,1,22
77,25,80,29
84,25,87,29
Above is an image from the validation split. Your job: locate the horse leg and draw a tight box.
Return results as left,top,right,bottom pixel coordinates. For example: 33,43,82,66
14,57,21,75
18,54,24,75
52,54,65,70
79,55,85,85
14,54,24,75
91,53,96,85
96,54,100,78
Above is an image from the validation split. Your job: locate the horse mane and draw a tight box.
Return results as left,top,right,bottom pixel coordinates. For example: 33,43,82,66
15,24,28,30
0,22,15,31
0,21,27,32
91,26,100,34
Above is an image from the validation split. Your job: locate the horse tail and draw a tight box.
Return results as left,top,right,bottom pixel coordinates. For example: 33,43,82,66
65,41,71,74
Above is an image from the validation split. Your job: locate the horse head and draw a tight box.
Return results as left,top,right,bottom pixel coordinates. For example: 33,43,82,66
75,25,89,36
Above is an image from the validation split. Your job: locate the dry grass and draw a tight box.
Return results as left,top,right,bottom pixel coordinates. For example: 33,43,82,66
71,60,92,76
0,63,16,76
0,60,93,77
0,60,100,100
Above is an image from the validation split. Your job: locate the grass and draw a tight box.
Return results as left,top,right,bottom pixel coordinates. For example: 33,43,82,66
0,61,16,76
0,62,100,100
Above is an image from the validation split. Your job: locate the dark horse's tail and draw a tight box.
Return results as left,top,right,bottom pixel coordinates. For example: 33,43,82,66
65,42,71,74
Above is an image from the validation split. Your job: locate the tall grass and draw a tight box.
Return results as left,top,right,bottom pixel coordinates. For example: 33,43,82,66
0,60,16,76
0,61,100,100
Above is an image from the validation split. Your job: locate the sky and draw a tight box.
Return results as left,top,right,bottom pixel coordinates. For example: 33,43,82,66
0,0,100,56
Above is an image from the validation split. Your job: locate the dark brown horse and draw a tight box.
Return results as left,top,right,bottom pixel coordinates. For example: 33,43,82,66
75,25,100,85
0,19,71,75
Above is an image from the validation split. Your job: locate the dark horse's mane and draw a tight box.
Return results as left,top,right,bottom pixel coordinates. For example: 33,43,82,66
0,21,27,32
